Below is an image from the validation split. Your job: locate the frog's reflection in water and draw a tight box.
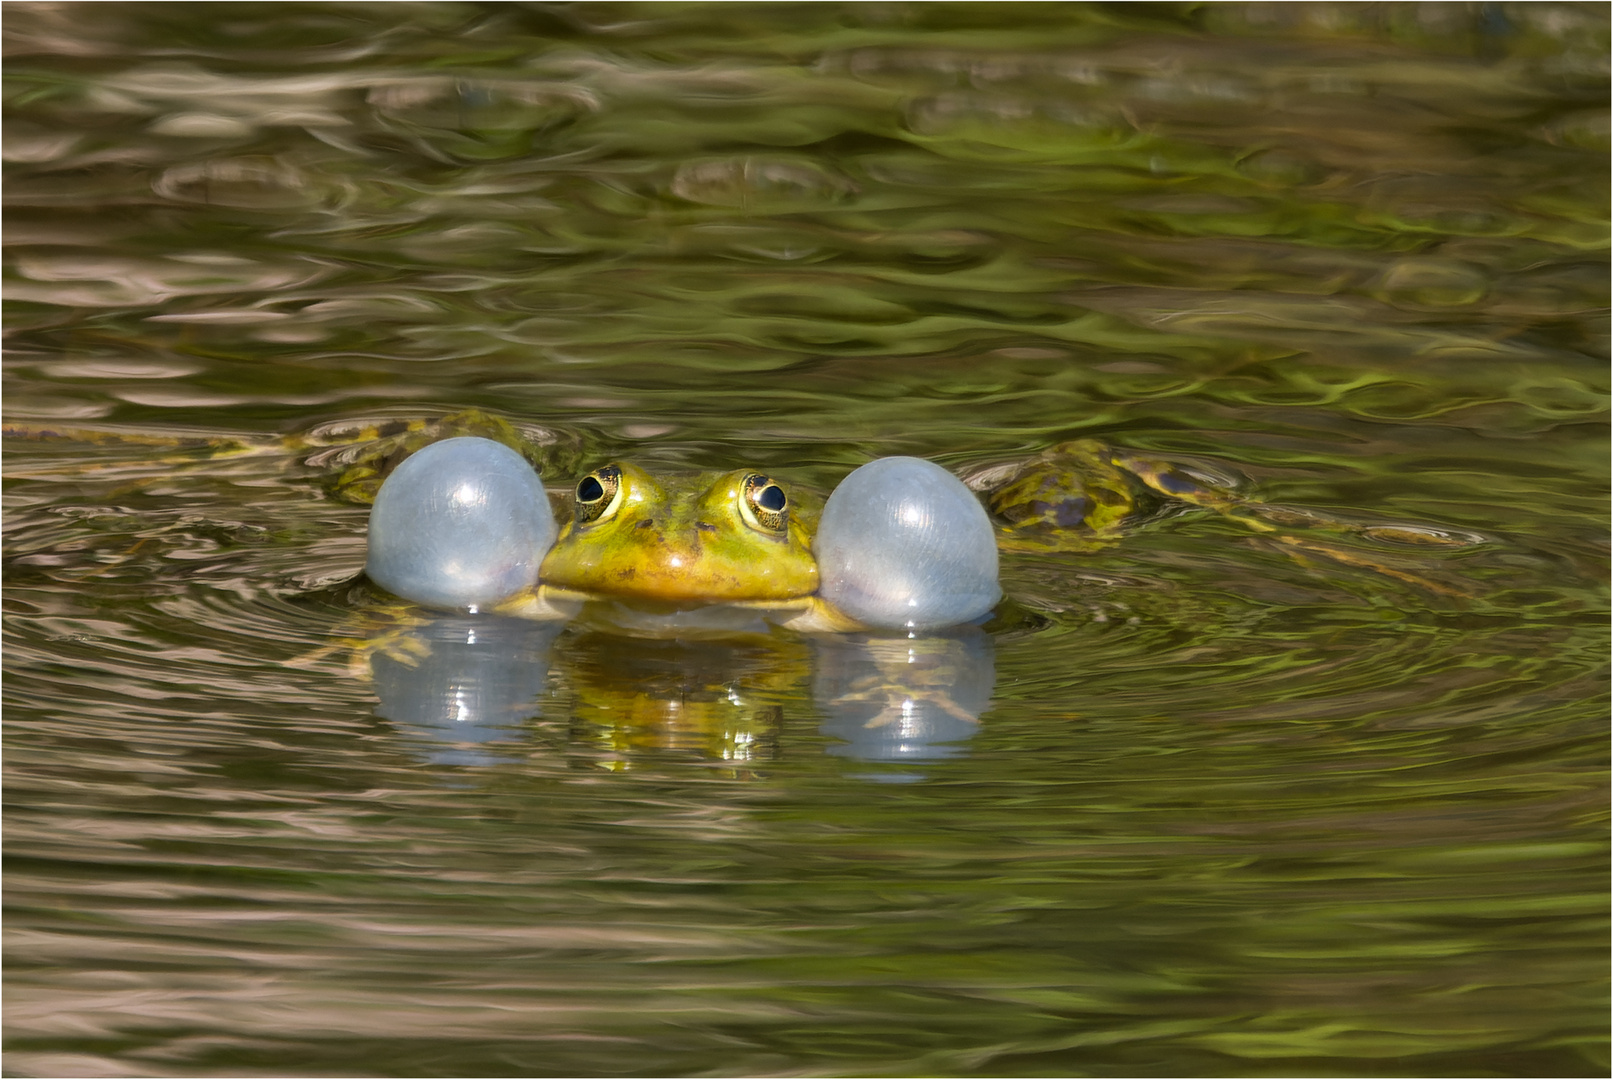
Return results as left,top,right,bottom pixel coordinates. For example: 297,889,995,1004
368,617,994,769
369,616,564,767
814,628,994,762
561,631,802,768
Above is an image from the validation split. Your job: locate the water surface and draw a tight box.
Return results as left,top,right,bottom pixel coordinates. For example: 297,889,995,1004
3,4,1608,1076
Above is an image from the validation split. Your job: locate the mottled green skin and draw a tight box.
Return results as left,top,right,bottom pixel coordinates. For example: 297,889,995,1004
311,411,581,506
964,439,1238,552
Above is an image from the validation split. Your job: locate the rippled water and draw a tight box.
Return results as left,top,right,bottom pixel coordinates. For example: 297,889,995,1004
4,4,1608,1076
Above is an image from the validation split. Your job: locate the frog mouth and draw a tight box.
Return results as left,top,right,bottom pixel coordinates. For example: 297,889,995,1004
587,562,806,603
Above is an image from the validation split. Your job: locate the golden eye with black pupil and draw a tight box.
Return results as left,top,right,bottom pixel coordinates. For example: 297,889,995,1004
574,465,622,526
740,473,789,535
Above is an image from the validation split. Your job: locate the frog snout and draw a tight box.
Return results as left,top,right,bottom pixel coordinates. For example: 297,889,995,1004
633,519,718,537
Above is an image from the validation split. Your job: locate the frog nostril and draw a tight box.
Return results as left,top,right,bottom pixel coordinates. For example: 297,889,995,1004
695,521,718,533
636,518,656,529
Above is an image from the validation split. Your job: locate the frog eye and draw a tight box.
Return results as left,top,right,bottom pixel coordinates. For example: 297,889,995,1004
574,465,623,526
740,473,790,536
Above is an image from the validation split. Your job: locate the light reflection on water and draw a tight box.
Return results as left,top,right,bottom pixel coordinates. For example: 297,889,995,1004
3,3,1607,1076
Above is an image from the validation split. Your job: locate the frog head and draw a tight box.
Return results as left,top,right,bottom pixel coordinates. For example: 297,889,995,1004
538,462,820,603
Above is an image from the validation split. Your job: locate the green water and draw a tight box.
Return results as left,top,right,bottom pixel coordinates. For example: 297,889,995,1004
3,4,1608,1076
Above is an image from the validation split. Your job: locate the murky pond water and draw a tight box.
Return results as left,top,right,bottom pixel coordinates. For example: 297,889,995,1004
4,4,1608,1076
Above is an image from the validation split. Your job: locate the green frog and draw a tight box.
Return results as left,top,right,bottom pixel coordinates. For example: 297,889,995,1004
5,411,1477,617
377,441,1000,634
